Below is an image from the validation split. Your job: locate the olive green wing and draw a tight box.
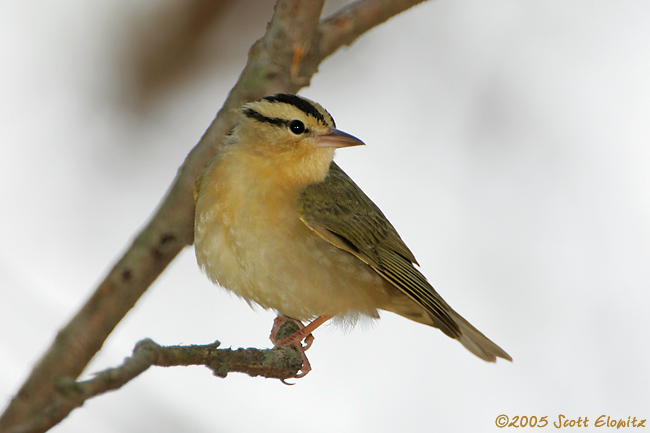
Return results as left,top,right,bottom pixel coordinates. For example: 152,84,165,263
298,162,461,339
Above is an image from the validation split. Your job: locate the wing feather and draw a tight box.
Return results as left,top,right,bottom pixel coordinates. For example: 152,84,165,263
299,162,460,338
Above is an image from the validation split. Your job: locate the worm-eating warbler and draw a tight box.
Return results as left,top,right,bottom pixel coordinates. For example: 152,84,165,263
194,94,511,376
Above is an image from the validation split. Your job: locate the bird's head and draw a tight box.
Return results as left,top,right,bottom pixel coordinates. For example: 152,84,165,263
231,94,364,185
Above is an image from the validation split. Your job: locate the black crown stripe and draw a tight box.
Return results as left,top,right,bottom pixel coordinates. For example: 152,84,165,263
263,93,335,128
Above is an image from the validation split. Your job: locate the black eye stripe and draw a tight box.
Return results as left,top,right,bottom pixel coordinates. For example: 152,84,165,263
242,108,285,127
243,108,310,135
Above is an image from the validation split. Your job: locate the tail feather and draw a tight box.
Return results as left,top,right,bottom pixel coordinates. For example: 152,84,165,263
448,310,512,362
383,299,511,362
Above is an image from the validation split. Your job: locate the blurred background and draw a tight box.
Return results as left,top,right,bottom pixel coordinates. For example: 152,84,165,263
1,0,649,432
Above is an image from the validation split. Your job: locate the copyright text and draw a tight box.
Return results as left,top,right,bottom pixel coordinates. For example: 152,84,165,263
495,414,646,428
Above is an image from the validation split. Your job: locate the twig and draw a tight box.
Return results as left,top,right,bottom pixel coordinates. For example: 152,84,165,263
7,321,303,433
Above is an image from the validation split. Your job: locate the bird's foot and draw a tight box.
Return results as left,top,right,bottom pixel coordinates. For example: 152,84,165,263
269,315,313,379
269,315,331,379
269,315,306,345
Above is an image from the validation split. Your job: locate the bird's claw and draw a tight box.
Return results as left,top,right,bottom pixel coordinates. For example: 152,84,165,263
270,315,315,379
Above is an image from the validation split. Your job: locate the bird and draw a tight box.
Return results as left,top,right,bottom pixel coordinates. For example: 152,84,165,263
194,93,511,377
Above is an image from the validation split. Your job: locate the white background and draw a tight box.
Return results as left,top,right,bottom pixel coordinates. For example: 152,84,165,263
2,1,649,432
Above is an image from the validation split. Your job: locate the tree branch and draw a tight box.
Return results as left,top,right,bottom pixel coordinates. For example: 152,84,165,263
0,0,429,431
6,321,303,433
319,0,428,58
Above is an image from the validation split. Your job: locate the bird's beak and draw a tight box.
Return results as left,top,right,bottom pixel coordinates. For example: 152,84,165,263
314,128,365,148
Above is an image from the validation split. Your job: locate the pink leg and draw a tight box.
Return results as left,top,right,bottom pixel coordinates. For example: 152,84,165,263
275,315,330,349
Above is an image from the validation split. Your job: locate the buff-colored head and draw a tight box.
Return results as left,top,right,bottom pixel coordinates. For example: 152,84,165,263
226,94,364,185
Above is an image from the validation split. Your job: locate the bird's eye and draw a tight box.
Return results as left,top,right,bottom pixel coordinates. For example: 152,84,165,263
289,120,306,135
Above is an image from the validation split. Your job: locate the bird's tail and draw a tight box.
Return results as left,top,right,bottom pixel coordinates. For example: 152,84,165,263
446,308,512,362
385,299,512,362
